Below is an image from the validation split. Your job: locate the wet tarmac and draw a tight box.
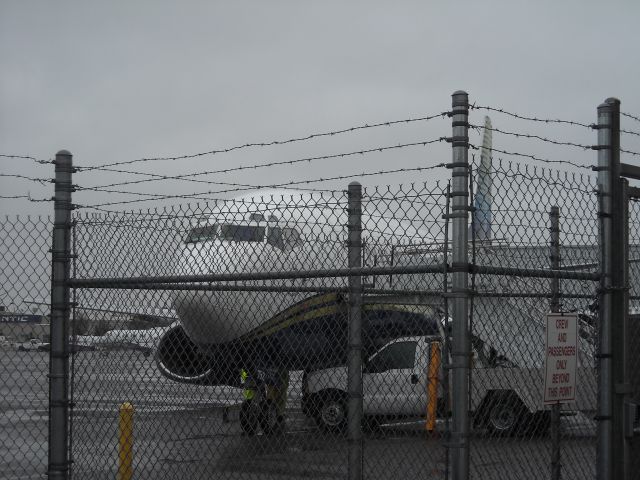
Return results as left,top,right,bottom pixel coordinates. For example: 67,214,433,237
2,350,598,480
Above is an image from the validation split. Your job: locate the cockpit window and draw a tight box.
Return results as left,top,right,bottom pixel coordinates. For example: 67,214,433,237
185,223,299,246
219,224,265,242
185,225,217,243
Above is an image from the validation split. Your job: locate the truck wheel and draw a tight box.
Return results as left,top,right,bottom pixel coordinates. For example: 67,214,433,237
239,400,258,436
485,392,526,436
316,394,347,433
259,400,285,436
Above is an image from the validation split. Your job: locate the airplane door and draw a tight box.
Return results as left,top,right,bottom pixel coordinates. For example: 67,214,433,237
363,340,423,416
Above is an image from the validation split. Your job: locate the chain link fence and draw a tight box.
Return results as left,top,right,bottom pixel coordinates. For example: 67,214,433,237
627,198,640,475
0,216,52,478
469,159,601,480
67,182,455,479
3,93,639,480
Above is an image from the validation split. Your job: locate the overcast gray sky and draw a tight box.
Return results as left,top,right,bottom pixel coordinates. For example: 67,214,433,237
2,0,640,215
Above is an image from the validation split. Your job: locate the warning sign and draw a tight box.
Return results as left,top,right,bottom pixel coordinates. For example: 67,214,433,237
543,313,578,404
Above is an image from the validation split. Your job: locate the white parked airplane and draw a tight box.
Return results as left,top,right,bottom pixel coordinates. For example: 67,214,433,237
76,326,171,354
156,118,495,387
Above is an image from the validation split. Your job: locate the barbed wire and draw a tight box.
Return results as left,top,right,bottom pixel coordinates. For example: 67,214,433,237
0,154,52,165
79,181,333,199
74,188,447,217
469,124,592,150
79,163,448,209
621,128,640,138
78,113,450,171
490,165,594,194
0,173,51,186
468,144,592,170
621,148,640,157
0,193,52,202
80,138,448,190
622,112,640,123
470,104,593,129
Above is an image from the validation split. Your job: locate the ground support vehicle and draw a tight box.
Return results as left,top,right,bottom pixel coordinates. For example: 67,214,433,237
302,334,596,436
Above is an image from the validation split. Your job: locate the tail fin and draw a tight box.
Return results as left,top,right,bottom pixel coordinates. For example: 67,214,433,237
471,116,493,243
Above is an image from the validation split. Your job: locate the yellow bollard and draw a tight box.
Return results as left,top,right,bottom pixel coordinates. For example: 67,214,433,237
117,402,134,480
426,341,441,432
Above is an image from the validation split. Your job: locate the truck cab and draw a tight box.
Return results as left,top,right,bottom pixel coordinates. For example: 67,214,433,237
301,335,442,431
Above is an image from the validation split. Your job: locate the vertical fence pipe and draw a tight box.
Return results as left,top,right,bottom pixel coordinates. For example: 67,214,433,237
443,182,451,479
596,98,620,480
606,99,627,480
68,221,77,480
450,90,470,480
620,178,631,480
347,181,363,480
549,206,561,480
49,150,73,480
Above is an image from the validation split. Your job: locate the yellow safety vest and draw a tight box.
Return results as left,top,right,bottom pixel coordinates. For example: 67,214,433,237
240,369,254,400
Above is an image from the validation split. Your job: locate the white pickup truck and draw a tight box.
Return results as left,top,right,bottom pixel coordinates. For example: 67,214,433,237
301,334,596,435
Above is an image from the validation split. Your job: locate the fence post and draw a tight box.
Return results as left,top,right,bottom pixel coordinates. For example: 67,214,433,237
347,181,363,480
549,206,561,480
619,177,631,480
596,97,621,480
449,90,470,480
49,150,73,480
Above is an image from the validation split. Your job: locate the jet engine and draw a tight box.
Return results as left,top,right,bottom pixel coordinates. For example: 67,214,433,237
155,324,237,386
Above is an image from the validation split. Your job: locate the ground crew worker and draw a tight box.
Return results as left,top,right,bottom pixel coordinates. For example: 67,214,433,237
240,369,255,401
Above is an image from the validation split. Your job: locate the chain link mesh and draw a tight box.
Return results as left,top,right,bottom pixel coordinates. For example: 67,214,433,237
65,184,453,479
628,198,640,474
0,216,52,478
3,158,637,479
470,158,600,479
